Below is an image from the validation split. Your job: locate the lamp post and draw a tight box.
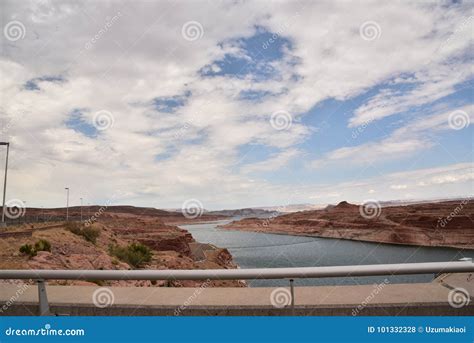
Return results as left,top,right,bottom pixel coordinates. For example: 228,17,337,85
65,188,69,221
0,142,9,228
80,197,83,223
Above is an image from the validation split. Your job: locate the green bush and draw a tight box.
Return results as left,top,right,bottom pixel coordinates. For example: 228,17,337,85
19,239,51,257
109,243,152,268
34,239,51,252
19,244,36,257
66,222,101,244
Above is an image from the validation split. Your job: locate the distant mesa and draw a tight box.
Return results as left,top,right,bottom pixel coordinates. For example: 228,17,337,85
334,201,357,209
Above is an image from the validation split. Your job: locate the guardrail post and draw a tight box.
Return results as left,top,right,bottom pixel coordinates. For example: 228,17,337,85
37,279,51,316
289,279,295,315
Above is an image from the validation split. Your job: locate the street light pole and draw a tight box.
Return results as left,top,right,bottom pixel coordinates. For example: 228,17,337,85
0,142,10,228
65,188,69,221
80,197,83,223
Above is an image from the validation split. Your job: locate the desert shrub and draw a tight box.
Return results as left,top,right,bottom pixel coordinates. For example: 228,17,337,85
81,226,101,244
66,222,100,244
34,239,51,252
109,243,152,268
19,239,51,257
19,244,36,257
64,221,82,235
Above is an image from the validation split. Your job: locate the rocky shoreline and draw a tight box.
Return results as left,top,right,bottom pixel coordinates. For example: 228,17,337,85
220,200,474,250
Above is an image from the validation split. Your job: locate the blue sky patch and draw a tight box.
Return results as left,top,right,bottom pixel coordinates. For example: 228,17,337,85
153,91,191,113
200,28,293,81
65,109,98,138
24,75,65,91
238,89,274,102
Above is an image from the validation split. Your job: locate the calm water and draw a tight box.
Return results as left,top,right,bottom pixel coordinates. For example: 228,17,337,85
181,220,474,287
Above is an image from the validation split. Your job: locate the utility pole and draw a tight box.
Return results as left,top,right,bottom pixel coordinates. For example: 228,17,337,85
80,197,83,223
65,187,69,221
0,142,9,228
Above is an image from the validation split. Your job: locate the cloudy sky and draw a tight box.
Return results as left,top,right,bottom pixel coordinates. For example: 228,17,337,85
1,0,473,210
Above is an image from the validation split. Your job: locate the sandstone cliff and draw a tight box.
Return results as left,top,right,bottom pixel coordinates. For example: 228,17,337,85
220,200,474,249
0,214,244,288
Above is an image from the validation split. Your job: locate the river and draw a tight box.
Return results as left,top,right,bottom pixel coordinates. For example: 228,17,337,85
180,220,474,287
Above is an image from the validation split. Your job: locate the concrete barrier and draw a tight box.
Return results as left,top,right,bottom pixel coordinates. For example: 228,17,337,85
1,274,473,316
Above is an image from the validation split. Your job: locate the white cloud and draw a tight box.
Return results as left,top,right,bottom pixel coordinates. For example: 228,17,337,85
311,104,473,169
0,0,472,209
350,63,473,127
390,184,407,190
241,149,301,174
303,163,474,204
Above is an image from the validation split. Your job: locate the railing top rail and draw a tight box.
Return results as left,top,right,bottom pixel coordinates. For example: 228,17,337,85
0,260,472,281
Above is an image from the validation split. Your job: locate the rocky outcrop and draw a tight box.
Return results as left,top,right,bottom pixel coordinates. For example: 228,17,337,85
110,221,195,257
1,212,244,288
220,200,474,249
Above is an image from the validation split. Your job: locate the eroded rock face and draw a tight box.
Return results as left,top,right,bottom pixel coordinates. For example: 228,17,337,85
2,214,244,287
221,200,474,249
136,233,194,257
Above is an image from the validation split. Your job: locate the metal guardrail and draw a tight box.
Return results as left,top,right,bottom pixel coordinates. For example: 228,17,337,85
1,260,473,280
0,260,472,316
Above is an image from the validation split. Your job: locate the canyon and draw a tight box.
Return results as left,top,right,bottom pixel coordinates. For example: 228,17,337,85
1,199,472,291
220,200,474,249
0,207,242,288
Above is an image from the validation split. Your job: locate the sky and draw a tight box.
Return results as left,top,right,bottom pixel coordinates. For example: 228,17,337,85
0,0,473,210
